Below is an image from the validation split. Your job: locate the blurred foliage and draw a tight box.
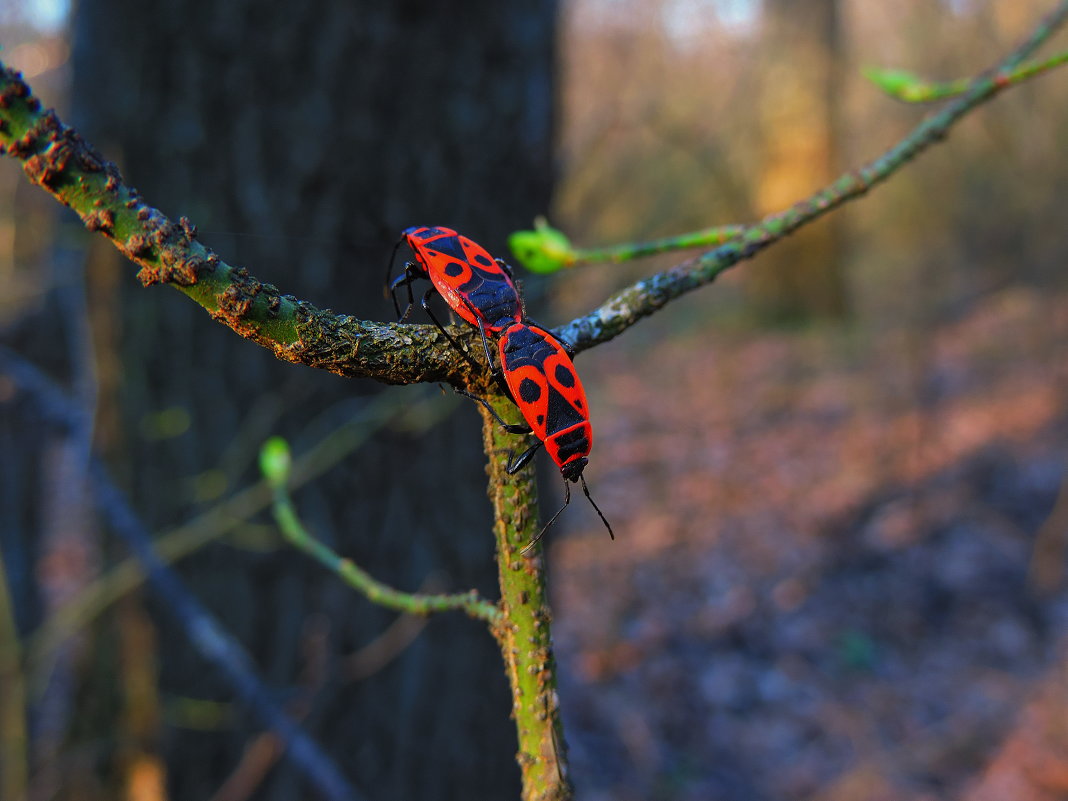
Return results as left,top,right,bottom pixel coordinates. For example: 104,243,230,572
548,0,1068,331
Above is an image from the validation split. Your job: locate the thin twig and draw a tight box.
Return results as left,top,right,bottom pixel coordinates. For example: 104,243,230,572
572,224,747,265
344,613,428,682
509,216,746,273
558,1,1068,351
865,48,1068,102
264,448,500,624
17,380,446,681
1,348,362,801
91,466,362,801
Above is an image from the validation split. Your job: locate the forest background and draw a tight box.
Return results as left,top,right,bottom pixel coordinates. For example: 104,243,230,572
3,1,1068,800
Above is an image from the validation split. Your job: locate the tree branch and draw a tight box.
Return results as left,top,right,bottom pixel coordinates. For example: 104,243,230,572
865,49,1068,102
477,396,571,801
2,6,1065,364
260,437,502,624
0,348,363,801
17,384,438,681
0,62,468,387
557,0,1068,352
508,215,746,274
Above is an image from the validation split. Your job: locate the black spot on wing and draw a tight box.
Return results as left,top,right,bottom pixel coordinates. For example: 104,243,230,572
443,260,464,278
518,377,541,404
554,363,576,388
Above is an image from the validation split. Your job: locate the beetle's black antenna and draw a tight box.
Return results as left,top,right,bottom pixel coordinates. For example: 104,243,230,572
520,472,614,554
521,480,571,554
579,473,614,540
384,235,406,302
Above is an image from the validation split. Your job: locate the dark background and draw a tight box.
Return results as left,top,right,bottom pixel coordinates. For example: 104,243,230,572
3,1,1068,800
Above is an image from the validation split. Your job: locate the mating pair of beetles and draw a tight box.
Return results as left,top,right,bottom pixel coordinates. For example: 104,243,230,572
386,225,612,547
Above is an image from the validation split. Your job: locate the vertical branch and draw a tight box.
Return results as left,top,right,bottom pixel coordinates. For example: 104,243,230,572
479,396,572,801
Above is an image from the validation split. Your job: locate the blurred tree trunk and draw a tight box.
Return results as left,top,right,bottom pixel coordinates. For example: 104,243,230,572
749,0,847,321
70,2,555,800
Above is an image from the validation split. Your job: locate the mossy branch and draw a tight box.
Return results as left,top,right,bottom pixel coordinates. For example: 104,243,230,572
0,63,468,387
4,0,1066,366
478,393,571,801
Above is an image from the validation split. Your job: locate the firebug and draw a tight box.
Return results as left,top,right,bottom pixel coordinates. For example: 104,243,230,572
387,225,522,369
492,322,613,548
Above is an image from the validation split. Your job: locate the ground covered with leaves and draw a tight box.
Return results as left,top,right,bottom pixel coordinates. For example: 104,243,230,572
551,286,1068,801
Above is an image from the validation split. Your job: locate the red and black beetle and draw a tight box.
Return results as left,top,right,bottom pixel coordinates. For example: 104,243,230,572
387,226,612,547
495,322,613,548
387,225,522,369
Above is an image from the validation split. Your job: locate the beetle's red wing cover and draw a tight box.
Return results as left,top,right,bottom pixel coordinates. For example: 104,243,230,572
499,324,592,470
405,227,520,331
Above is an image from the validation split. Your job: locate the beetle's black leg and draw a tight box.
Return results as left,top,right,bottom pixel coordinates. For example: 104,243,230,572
388,265,420,321
507,438,543,474
476,317,496,372
384,236,406,300
455,295,517,397
452,295,497,372
419,289,484,373
454,387,531,434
